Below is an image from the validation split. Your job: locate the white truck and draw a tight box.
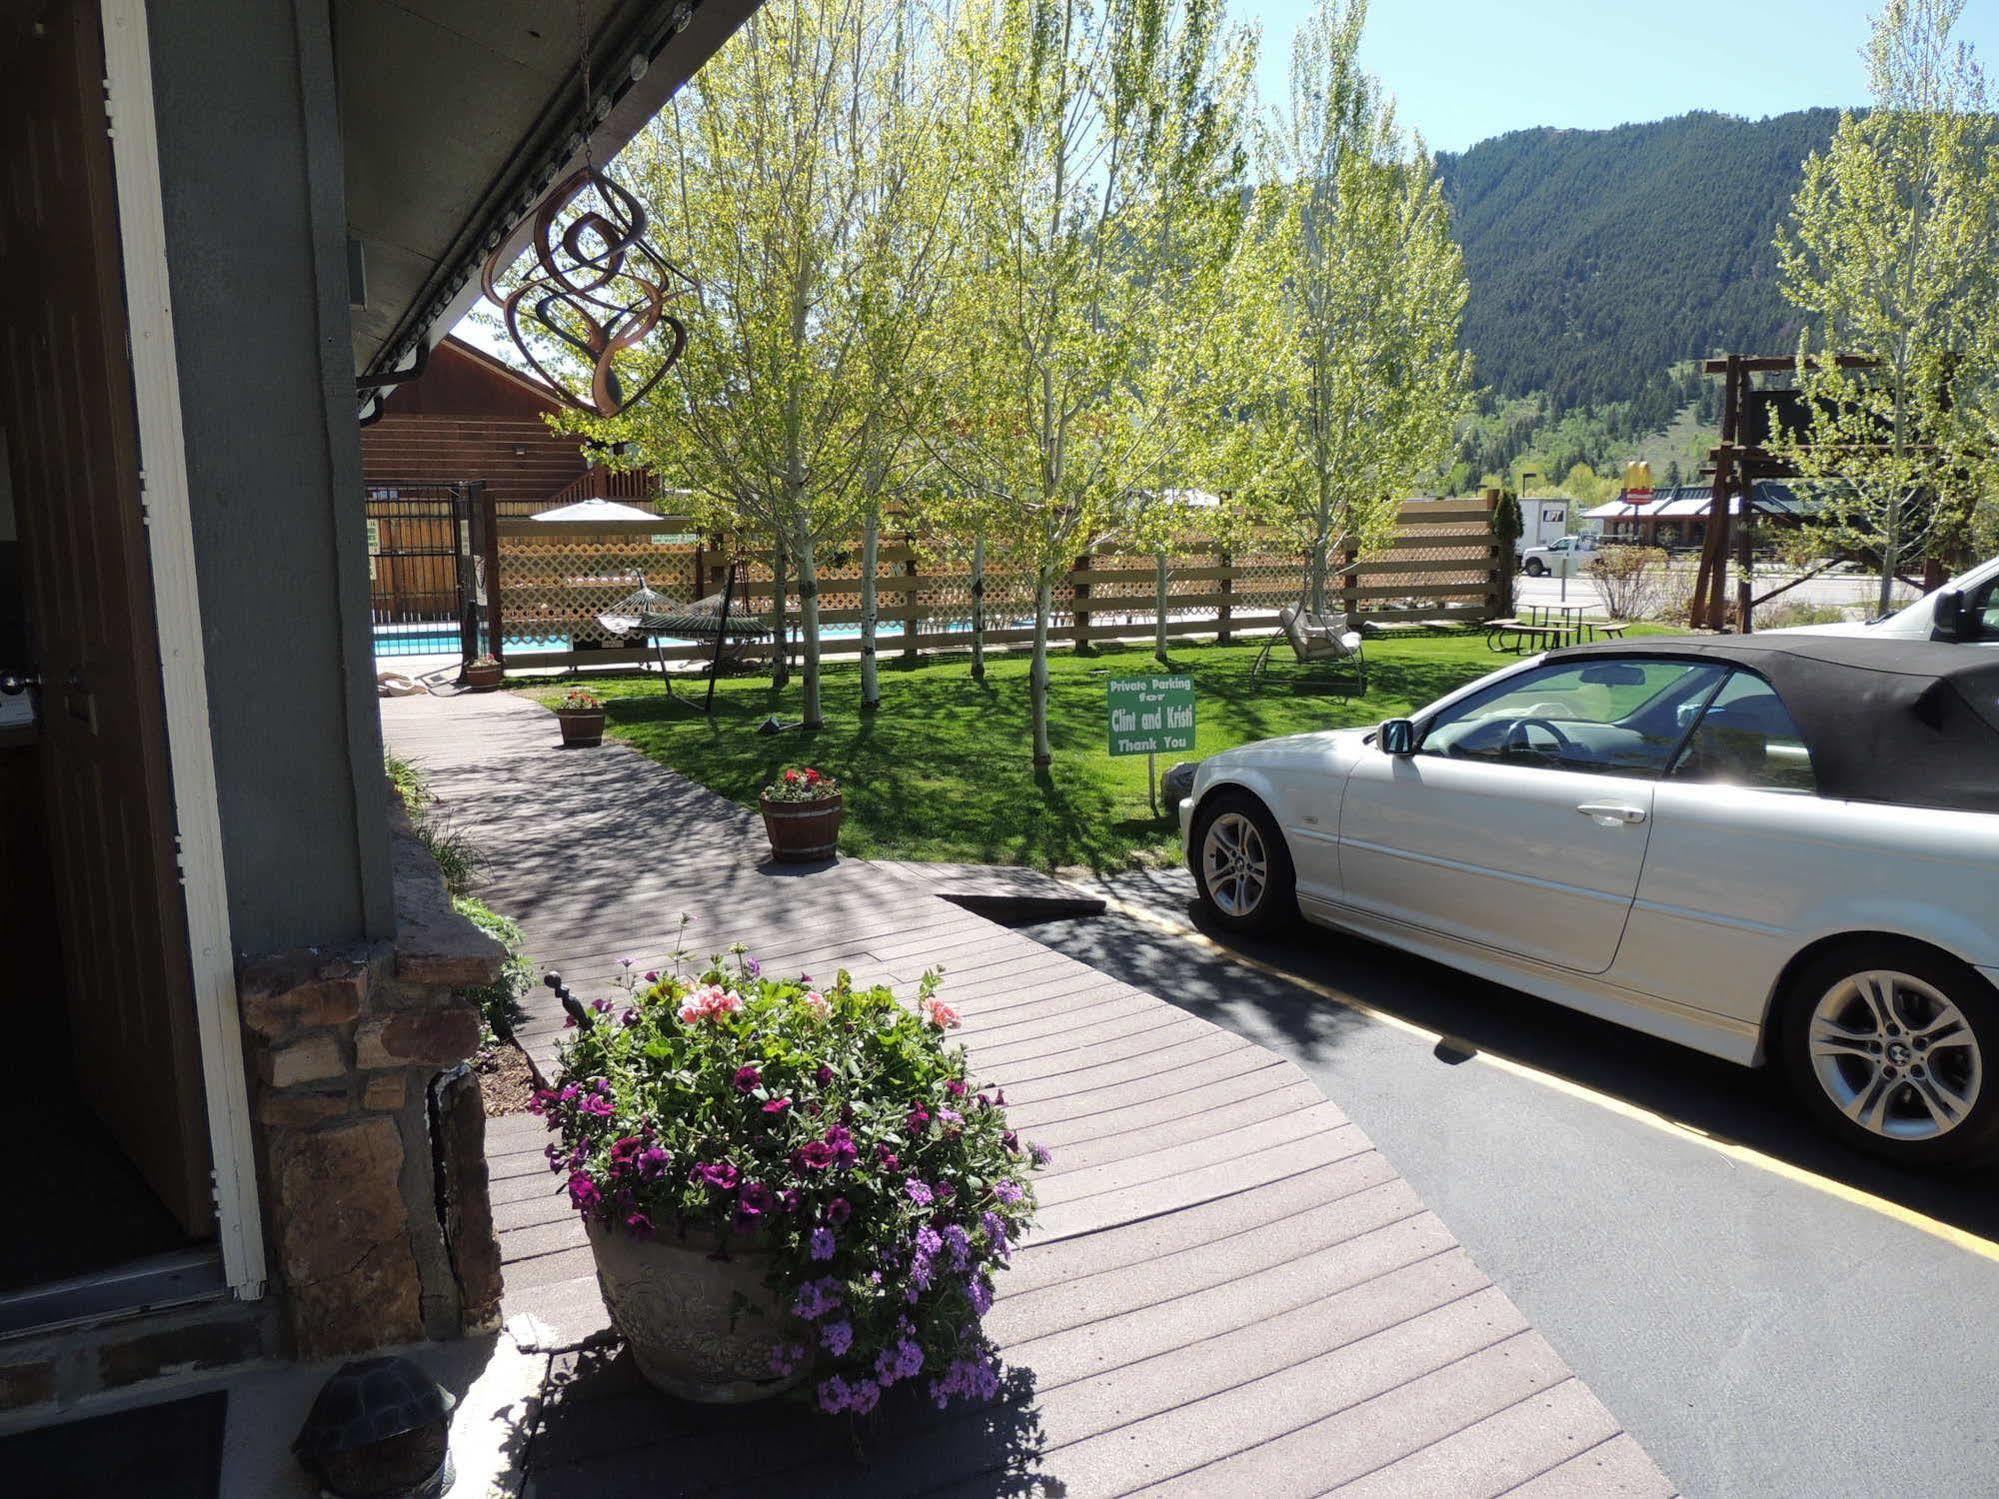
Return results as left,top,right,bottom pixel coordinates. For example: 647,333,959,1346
1518,531,1597,578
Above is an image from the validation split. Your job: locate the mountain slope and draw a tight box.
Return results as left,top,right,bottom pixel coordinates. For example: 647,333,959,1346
1437,108,1844,410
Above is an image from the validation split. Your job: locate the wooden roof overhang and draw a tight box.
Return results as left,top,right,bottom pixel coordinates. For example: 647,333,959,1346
339,0,763,419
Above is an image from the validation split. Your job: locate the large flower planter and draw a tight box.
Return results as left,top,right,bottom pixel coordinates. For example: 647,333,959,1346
463,661,503,692
759,793,842,862
557,708,606,747
584,1219,805,1403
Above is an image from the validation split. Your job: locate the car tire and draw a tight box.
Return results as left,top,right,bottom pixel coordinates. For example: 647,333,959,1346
1524,558,1546,577
1777,940,1999,1168
1190,791,1297,935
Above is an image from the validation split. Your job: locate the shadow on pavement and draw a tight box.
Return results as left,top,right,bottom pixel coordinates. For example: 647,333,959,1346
1035,868,1999,1245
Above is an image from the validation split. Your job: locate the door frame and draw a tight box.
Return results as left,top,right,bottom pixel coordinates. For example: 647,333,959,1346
100,0,265,1300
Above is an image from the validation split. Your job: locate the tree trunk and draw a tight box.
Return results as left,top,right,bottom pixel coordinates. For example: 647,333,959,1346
796,532,824,731
1308,535,1330,618
1154,551,1170,662
859,509,880,711
770,541,790,689
1878,489,1904,616
970,534,987,682
1030,570,1053,768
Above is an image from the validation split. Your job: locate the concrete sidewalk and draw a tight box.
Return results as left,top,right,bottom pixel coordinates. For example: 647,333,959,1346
373,688,1675,1497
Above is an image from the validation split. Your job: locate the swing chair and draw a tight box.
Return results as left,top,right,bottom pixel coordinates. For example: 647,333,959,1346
596,564,771,714
1251,568,1368,696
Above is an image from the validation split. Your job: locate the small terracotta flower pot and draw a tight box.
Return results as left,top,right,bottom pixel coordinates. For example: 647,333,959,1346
464,661,503,691
558,708,606,747
760,793,843,862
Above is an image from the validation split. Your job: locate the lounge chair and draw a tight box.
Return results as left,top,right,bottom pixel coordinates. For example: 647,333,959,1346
1252,605,1368,695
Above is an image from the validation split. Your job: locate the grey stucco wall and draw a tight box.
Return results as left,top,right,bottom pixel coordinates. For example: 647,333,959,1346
146,0,394,950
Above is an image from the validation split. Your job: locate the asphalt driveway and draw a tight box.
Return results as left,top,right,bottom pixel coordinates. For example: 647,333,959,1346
1015,868,1999,1499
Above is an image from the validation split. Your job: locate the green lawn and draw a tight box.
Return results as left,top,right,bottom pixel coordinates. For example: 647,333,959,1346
524,629,1658,871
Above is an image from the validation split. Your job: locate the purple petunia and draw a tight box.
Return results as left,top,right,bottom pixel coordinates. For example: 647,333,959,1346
762,1097,792,1117
691,1161,739,1192
637,1145,671,1181
876,1146,899,1171
591,996,613,1014
820,1318,854,1357
625,1211,655,1240
815,1064,835,1087
745,956,762,978
567,1171,601,1212
944,1079,968,1098
824,1124,858,1163
578,1093,613,1118
733,1064,762,1093
826,1196,852,1226
904,1178,934,1206
735,1181,774,1232
793,1140,837,1172
809,1227,837,1261
906,1107,932,1134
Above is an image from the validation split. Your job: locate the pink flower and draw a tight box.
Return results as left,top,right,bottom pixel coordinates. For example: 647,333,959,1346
762,1097,793,1117
801,989,831,1021
579,1093,613,1118
920,996,961,1030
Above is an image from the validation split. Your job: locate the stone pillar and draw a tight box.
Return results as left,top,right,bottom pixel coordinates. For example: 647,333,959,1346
236,817,505,1358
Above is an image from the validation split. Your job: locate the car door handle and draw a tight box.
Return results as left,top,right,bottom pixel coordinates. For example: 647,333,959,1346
1576,802,1647,826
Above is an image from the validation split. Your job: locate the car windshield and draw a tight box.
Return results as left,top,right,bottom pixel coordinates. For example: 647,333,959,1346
1421,659,1728,776
1878,554,1999,628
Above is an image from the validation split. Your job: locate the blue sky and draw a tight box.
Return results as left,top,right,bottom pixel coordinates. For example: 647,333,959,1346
1234,0,1999,153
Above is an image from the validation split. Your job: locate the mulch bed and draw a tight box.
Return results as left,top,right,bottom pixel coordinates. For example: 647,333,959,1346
477,1037,541,1116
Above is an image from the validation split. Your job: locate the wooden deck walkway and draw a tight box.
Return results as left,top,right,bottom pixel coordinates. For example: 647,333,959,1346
380,690,1673,1498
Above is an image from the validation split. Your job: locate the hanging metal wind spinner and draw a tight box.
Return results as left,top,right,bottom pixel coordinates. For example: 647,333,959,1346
482,166,692,417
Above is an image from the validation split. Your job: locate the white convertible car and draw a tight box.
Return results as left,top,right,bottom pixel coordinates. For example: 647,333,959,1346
1181,635,1999,1166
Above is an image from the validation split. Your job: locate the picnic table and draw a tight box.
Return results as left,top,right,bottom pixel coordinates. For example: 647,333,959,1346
1484,604,1629,653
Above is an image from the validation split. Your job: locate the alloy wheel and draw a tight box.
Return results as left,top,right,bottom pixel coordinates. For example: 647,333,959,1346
1201,811,1268,920
1807,969,1984,1141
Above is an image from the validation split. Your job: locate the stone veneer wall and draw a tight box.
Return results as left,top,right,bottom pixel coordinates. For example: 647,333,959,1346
235,805,507,1358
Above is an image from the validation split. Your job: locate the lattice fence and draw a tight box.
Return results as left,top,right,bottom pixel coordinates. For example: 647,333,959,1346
485,498,1500,670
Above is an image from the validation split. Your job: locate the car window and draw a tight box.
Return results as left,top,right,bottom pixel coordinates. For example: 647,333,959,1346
1970,579,1999,641
1420,658,1727,777
1669,671,1816,793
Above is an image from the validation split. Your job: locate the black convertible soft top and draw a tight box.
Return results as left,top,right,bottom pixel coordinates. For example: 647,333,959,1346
1544,634,1999,814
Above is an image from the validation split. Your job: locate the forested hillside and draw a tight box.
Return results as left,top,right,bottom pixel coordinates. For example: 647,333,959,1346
1438,108,1839,405
1434,108,1844,486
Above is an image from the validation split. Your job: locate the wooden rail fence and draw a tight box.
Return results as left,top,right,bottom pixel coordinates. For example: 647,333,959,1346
474,497,1503,672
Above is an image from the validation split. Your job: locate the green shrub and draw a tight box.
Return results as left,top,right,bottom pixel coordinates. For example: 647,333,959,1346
453,896,534,1040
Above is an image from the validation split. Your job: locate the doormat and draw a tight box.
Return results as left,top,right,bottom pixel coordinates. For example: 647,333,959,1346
0,1388,226,1499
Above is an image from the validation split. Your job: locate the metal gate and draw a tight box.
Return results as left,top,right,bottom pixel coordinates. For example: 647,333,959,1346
365,482,484,660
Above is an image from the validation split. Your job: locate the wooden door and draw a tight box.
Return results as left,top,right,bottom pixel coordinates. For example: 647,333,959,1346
0,0,213,1236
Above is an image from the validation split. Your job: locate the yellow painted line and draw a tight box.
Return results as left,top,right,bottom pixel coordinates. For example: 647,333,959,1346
1097,892,1999,1267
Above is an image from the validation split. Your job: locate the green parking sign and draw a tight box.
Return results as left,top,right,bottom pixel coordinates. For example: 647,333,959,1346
1107,675,1195,756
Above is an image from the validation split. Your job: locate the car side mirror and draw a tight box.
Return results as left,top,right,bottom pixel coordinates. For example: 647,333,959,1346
1379,718,1417,756
1932,588,1967,641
